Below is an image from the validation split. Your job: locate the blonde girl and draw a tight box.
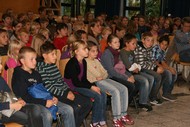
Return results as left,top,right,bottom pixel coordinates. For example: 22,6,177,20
38,28,51,42
64,40,107,127
4,40,23,83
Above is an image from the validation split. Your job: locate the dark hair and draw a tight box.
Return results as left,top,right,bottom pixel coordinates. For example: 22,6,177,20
74,30,86,40
107,34,118,44
182,17,190,24
158,35,170,44
56,23,68,31
12,20,22,27
87,41,97,50
0,28,7,34
2,13,11,20
123,33,136,45
40,42,56,55
88,19,100,37
18,46,36,60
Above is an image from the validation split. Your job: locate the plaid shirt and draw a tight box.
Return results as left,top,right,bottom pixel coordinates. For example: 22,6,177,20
152,44,166,63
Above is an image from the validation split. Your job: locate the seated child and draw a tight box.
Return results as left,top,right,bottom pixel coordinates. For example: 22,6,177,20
36,42,92,127
0,29,9,56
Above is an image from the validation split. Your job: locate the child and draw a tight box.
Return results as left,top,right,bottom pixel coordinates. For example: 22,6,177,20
99,27,112,53
115,26,126,49
36,43,92,127
12,46,76,127
10,20,23,41
53,23,68,51
17,28,29,46
134,32,163,105
120,33,153,111
101,34,136,104
39,28,51,42
86,41,134,127
0,28,9,56
4,40,23,84
152,35,177,101
64,40,107,127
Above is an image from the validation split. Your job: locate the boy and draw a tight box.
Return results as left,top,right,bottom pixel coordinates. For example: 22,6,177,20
0,28,9,56
134,32,163,105
36,42,92,127
53,23,68,51
12,46,76,127
152,35,177,101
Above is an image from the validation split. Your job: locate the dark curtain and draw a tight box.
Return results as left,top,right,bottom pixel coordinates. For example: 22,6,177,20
167,0,190,18
95,0,120,17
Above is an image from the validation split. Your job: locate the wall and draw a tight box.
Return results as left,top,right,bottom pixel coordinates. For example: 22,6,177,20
0,0,40,14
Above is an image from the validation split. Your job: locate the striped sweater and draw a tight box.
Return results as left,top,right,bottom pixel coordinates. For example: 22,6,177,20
36,61,69,97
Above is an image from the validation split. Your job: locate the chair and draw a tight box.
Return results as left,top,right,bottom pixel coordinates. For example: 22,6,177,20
171,53,190,83
59,58,70,77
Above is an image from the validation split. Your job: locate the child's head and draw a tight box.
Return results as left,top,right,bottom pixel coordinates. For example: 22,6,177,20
22,19,31,32
74,30,87,42
38,28,50,41
2,13,12,26
40,42,57,64
18,28,29,44
101,27,112,40
56,23,68,37
141,32,154,48
88,19,102,37
107,34,120,50
158,35,169,51
8,40,23,59
87,41,98,59
115,26,126,39
31,34,46,56
39,18,49,29
30,22,41,35
0,28,9,46
123,33,137,51
18,46,37,70
73,40,88,58
12,20,23,34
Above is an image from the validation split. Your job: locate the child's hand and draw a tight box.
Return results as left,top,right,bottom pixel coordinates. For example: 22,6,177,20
96,77,103,81
67,91,75,101
91,86,101,94
46,100,54,108
52,97,58,105
157,67,164,74
17,99,26,106
10,101,23,111
127,76,135,83
133,68,139,74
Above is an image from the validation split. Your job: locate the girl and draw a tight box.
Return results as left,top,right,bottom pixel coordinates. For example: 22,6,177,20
120,33,154,111
10,20,23,41
86,41,134,127
115,26,126,49
39,28,51,42
4,40,23,85
64,40,107,127
101,34,136,104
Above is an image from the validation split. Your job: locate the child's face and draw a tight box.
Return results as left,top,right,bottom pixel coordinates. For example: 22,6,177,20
14,45,22,56
75,44,88,58
88,46,98,59
81,33,87,42
43,31,49,40
21,52,37,70
142,36,154,48
14,23,23,32
159,41,168,51
102,30,111,40
24,22,31,32
58,28,68,37
108,37,120,50
43,50,57,64
91,22,102,35
4,17,12,25
126,38,137,51
40,22,49,29
0,32,9,46
116,29,126,39
19,32,29,44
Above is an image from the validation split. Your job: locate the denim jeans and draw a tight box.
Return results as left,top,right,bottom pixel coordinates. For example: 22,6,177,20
110,76,136,104
161,70,177,95
142,69,162,101
95,79,128,120
134,72,154,104
57,102,76,127
74,87,107,123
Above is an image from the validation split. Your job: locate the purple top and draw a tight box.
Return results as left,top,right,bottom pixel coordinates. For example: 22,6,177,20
78,62,84,81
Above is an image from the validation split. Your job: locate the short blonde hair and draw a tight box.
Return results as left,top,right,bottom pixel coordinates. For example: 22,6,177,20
101,27,112,35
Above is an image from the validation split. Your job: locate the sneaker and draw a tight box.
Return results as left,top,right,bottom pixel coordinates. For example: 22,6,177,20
120,115,134,125
138,103,153,111
150,99,162,106
113,119,125,127
162,94,177,102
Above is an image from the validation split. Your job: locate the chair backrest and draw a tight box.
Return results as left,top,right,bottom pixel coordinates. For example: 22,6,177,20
59,58,70,77
171,53,180,63
7,68,14,91
56,49,61,68
1,55,8,77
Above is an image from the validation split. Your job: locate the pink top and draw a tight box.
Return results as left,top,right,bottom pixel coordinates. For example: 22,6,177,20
3,57,20,83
